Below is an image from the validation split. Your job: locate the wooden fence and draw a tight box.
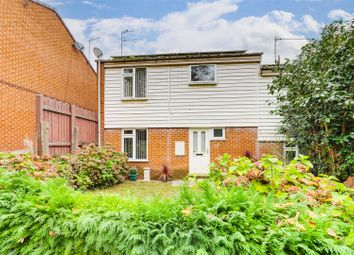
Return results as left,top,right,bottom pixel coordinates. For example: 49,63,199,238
36,94,98,155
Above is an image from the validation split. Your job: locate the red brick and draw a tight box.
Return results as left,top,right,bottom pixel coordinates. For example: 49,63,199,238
0,0,97,152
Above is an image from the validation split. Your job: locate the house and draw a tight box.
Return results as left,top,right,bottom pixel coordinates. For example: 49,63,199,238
99,50,290,179
0,0,97,154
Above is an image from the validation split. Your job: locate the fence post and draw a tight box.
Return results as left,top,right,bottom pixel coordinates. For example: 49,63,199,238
41,121,49,155
71,104,78,153
36,94,44,155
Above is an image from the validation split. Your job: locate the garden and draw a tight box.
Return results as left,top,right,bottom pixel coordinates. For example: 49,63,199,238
0,144,353,254
0,19,352,255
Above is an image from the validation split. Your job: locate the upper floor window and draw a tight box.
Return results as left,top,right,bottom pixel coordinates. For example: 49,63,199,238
122,68,147,99
190,64,216,84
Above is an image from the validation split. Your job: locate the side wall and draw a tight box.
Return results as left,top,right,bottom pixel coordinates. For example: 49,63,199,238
0,85,36,152
0,0,97,152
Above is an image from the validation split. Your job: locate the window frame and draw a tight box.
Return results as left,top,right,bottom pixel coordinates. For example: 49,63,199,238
211,128,225,140
121,68,148,100
189,64,217,85
283,145,299,162
122,129,149,162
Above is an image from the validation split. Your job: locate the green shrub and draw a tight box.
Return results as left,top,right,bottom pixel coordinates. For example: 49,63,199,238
0,155,353,254
210,154,353,206
0,144,128,190
269,20,354,181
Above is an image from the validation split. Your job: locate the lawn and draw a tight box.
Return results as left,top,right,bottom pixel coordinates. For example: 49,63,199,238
91,180,180,199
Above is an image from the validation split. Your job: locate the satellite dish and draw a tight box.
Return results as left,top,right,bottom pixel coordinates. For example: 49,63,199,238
73,41,85,51
93,47,103,59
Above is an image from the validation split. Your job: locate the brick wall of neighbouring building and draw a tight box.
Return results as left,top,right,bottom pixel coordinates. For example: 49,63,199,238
0,0,97,152
103,127,283,180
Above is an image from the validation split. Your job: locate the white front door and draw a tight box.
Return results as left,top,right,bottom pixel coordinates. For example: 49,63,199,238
189,129,210,175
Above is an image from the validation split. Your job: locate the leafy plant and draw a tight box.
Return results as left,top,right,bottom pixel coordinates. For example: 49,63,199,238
0,155,352,254
129,167,138,175
160,165,173,182
0,144,129,190
269,20,354,180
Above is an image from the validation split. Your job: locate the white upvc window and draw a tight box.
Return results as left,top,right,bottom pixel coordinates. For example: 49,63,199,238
122,68,147,99
189,64,217,84
283,145,299,162
122,129,148,161
211,128,225,140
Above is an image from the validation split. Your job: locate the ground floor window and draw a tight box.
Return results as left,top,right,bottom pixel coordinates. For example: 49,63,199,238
283,145,299,162
211,128,225,140
122,129,148,160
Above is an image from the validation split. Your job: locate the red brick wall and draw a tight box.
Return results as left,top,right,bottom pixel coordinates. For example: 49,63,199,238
210,127,257,162
103,127,283,180
104,128,189,179
0,0,97,151
0,85,36,151
104,129,121,151
257,141,283,158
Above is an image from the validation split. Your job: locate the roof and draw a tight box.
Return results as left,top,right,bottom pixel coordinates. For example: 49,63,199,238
102,50,263,63
260,64,282,77
30,0,96,74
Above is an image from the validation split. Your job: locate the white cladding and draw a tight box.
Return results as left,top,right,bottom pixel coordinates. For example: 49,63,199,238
104,63,281,141
257,76,283,141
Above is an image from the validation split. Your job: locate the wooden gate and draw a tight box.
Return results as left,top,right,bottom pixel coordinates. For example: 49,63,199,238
36,94,98,155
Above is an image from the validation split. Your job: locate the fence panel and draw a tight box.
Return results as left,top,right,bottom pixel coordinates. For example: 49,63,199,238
36,94,98,155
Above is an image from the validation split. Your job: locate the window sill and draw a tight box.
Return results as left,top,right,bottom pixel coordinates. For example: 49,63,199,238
128,159,149,163
121,98,148,102
211,138,226,141
189,82,217,86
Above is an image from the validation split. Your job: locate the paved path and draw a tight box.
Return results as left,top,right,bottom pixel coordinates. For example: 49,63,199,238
171,180,196,187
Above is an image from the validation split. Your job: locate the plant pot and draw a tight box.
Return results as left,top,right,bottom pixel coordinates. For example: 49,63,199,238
129,173,137,181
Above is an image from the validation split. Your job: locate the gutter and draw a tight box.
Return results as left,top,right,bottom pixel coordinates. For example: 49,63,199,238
101,52,263,63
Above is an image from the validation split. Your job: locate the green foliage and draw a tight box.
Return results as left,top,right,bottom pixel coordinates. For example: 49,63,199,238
269,20,354,180
0,144,129,190
210,154,353,206
129,167,138,175
0,155,353,254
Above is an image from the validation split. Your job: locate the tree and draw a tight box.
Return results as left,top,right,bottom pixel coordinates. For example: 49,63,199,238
269,20,354,181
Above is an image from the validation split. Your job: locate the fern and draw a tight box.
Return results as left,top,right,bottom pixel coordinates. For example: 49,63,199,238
0,166,353,254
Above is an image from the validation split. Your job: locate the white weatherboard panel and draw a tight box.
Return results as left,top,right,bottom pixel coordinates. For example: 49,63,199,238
104,63,282,140
257,76,283,141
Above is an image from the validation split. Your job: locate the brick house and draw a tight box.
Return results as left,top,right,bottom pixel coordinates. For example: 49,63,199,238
0,0,97,153
99,51,292,179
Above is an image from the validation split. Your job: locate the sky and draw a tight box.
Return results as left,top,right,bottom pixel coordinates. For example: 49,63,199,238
41,0,353,64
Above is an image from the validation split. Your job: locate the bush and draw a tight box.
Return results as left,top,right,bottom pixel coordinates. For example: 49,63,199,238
0,155,352,254
210,154,353,205
269,20,354,180
0,144,129,190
